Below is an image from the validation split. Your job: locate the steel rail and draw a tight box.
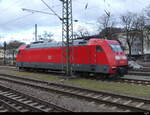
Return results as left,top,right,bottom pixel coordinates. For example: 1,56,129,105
0,99,20,112
0,74,149,112
0,84,72,112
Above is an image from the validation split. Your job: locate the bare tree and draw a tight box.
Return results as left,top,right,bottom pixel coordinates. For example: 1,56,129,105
144,25,150,41
6,40,25,65
120,12,138,57
143,4,150,41
133,15,147,54
38,31,54,42
144,4,150,18
97,11,116,39
73,27,90,39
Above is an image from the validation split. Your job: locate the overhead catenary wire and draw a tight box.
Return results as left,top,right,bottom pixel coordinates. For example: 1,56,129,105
22,8,55,16
41,0,62,21
0,2,62,27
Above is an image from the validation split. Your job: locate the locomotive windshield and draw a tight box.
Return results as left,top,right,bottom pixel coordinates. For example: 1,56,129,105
110,44,123,52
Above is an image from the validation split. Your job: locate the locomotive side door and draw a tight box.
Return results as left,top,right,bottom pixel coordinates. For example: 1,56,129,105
88,45,97,72
90,45,104,72
89,45,96,64
95,45,105,64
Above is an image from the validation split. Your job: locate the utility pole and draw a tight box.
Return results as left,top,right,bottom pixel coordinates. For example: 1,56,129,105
60,0,73,77
35,24,37,42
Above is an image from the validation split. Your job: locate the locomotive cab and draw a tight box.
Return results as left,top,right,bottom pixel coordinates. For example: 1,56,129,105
88,39,128,77
108,43,128,76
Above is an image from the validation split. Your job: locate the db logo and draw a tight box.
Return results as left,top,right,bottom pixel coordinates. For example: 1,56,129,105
48,56,52,60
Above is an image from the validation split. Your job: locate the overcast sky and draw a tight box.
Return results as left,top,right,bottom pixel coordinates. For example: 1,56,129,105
0,0,150,44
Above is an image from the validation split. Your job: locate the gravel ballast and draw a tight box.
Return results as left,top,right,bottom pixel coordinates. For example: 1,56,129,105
0,80,117,112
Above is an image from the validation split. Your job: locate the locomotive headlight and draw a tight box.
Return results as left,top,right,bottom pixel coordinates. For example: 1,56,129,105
115,56,121,60
122,56,127,59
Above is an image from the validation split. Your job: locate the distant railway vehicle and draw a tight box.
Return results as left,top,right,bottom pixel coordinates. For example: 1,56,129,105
16,38,128,78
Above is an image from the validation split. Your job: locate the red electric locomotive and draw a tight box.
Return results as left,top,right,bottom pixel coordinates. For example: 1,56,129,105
16,38,128,77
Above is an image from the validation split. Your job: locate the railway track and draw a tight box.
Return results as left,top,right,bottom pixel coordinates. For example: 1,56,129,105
128,71,150,76
0,74,149,112
120,78,150,86
93,78,150,86
0,83,71,112
13,68,150,86
1,68,150,86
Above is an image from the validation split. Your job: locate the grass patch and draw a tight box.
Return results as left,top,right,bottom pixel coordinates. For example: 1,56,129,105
0,66,150,99
67,79,150,98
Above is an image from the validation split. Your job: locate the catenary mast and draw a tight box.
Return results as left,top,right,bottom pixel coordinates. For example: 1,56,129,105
23,0,74,77
60,0,73,77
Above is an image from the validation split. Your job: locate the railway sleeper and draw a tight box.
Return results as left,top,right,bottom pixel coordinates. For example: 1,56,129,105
1,74,150,112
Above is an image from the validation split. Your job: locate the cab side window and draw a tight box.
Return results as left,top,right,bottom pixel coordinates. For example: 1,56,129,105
96,46,103,52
